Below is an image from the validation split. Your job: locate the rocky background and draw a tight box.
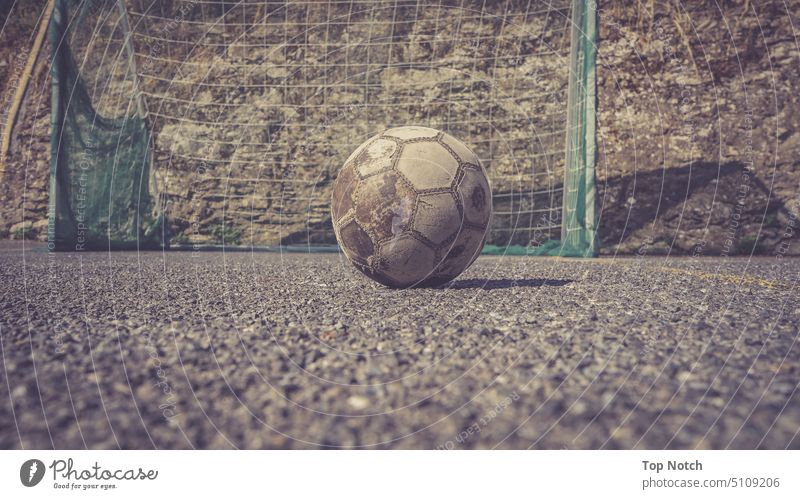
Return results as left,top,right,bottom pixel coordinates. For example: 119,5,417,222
1,0,798,255
597,0,799,256
0,0,52,241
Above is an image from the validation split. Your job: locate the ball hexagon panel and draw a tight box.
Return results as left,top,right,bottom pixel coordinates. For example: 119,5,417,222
413,192,463,247
349,259,396,288
396,141,460,191
338,220,375,265
441,132,480,166
457,166,492,228
354,170,416,243
383,126,440,141
377,233,436,287
331,162,358,221
430,226,486,280
343,134,378,165
353,137,399,177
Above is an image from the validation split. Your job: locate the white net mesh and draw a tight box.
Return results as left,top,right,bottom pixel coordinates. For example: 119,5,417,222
125,0,574,247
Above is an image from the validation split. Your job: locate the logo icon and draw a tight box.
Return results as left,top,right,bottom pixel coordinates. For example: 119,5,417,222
20,459,45,487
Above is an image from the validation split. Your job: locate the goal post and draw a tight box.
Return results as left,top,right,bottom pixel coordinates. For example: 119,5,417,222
46,0,598,256
560,0,598,257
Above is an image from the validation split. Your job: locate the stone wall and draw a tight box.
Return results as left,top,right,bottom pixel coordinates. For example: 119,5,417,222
0,0,51,240
134,0,572,248
1,0,798,255
595,0,800,255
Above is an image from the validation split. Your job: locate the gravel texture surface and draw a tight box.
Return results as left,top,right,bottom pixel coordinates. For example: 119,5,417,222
1,243,799,449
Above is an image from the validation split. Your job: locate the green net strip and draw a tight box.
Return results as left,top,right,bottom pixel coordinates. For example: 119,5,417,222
48,0,163,251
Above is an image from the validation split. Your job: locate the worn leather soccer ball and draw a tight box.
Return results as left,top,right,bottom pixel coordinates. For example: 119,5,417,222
331,126,492,288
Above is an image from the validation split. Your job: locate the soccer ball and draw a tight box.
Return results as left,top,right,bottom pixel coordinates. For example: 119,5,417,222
331,126,492,288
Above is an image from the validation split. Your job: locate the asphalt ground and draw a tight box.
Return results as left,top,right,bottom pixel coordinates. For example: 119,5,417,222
1,242,799,449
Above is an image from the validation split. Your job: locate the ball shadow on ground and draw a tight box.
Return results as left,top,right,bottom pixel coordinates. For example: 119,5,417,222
441,278,573,290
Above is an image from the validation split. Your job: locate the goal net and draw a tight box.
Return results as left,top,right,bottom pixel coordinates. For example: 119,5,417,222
49,0,597,256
